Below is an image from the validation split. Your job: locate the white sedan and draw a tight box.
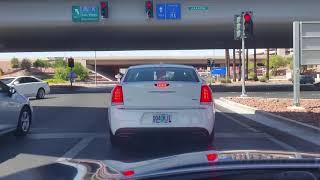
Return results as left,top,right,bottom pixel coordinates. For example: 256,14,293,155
1,76,50,99
108,64,215,146
0,81,33,136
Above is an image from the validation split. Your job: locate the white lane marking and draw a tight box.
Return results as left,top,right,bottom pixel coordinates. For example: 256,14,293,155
28,132,105,139
265,136,297,151
216,109,298,151
57,137,94,162
216,109,259,133
216,132,268,138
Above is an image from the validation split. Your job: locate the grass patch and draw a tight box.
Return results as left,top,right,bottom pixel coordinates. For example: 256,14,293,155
44,78,67,84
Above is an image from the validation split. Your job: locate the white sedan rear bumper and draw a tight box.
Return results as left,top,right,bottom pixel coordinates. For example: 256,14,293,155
109,105,215,137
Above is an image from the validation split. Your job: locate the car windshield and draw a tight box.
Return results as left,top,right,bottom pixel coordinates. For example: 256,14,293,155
124,67,199,82
0,78,15,84
1,1,320,179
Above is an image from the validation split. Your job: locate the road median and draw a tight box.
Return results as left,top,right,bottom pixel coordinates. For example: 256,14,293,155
215,97,320,146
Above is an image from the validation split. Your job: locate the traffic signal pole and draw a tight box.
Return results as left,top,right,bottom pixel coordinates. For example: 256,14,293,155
241,36,247,97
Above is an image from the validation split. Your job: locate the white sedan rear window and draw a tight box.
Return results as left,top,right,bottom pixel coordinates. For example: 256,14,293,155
124,67,199,82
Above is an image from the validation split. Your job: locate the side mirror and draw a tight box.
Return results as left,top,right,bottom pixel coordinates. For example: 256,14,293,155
8,87,16,97
13,81,19,85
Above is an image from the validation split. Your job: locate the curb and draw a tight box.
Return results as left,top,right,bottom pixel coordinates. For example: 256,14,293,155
215,97,320,146
219,97,320,132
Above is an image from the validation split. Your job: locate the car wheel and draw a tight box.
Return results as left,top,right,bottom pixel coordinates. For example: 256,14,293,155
15,107,31,136
36,88,45,99
109,130,120,146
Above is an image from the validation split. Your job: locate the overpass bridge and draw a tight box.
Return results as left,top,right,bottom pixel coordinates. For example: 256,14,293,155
0,0,319,52
85,54,266,79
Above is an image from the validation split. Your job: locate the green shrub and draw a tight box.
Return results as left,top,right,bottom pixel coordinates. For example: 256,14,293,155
221,79,232,83
259,76,267,82
53,62,88,81
72,62,89,81
11,58,20,68
21,59,32,70
54,67,69,80
248,72,255,80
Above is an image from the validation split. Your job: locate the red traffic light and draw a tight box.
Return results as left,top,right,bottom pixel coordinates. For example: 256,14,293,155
146,1,152,8
244,13,251,22
101,2,107,8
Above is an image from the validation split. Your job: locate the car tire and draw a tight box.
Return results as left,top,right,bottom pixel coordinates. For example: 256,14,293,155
36,88,45,99
15,107,32,136
109,130,120,146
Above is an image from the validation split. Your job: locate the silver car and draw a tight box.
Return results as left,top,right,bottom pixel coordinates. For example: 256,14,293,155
0,81,33,136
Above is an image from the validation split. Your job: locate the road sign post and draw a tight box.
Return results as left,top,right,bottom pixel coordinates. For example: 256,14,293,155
241,36,247,97
293,22,300,106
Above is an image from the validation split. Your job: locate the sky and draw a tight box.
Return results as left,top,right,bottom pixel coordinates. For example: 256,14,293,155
0,49,265,60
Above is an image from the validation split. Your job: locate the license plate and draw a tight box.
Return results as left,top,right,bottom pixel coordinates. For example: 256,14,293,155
152,114,172,124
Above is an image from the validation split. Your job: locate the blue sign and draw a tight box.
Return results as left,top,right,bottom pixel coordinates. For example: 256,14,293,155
166,3,181,19
211,67,227,75
156,4,166,20
156,3,181,20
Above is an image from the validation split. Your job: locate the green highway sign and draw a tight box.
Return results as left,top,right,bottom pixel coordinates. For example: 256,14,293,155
72,6,99,22
188,6,208,11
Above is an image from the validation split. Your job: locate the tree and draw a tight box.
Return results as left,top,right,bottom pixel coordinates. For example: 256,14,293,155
33,59,51,69
21,59,32,70
53,58,67,68
11,58,20,68
264,55,289,76
0,68,4,77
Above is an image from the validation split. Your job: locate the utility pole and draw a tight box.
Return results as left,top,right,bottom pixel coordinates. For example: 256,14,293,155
266,48,270,80
253,48,257,81
238,49,242,82
232,49,236,82
95,51,97,86
246,48,249,80
225,49,230,81
241,37,247,96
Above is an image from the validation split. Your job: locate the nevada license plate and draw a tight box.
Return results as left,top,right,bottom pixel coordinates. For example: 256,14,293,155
152,114,172,124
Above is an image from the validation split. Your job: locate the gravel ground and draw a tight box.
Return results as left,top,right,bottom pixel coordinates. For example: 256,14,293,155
227,97,320,128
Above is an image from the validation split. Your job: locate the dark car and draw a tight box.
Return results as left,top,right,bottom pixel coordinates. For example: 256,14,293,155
300,75,315,84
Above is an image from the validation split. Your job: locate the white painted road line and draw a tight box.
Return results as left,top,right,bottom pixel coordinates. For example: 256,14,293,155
28,132,105,140
57,137,94,162
216,109,259,133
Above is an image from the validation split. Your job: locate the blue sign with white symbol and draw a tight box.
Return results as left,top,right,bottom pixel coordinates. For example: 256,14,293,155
166,3,181,19
156,4,166,19
156,3,181,20
211,67,227,75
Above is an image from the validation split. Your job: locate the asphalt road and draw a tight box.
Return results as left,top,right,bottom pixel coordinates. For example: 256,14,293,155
0,86,319,177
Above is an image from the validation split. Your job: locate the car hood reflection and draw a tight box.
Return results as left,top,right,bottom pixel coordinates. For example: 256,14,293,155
2,150,320,180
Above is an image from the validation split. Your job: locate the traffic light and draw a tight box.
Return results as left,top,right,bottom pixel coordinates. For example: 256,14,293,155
145,1,153,18
243,12,253,37
101,1,108,18
207,59,211,67
211,60,215,67
234,15,243,40
68,58,74,68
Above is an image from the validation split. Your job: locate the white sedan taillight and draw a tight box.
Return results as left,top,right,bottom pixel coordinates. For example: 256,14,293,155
200,85,213,104
111,85,124,105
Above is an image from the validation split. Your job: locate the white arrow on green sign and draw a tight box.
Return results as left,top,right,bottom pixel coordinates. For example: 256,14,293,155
72,6,99,22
